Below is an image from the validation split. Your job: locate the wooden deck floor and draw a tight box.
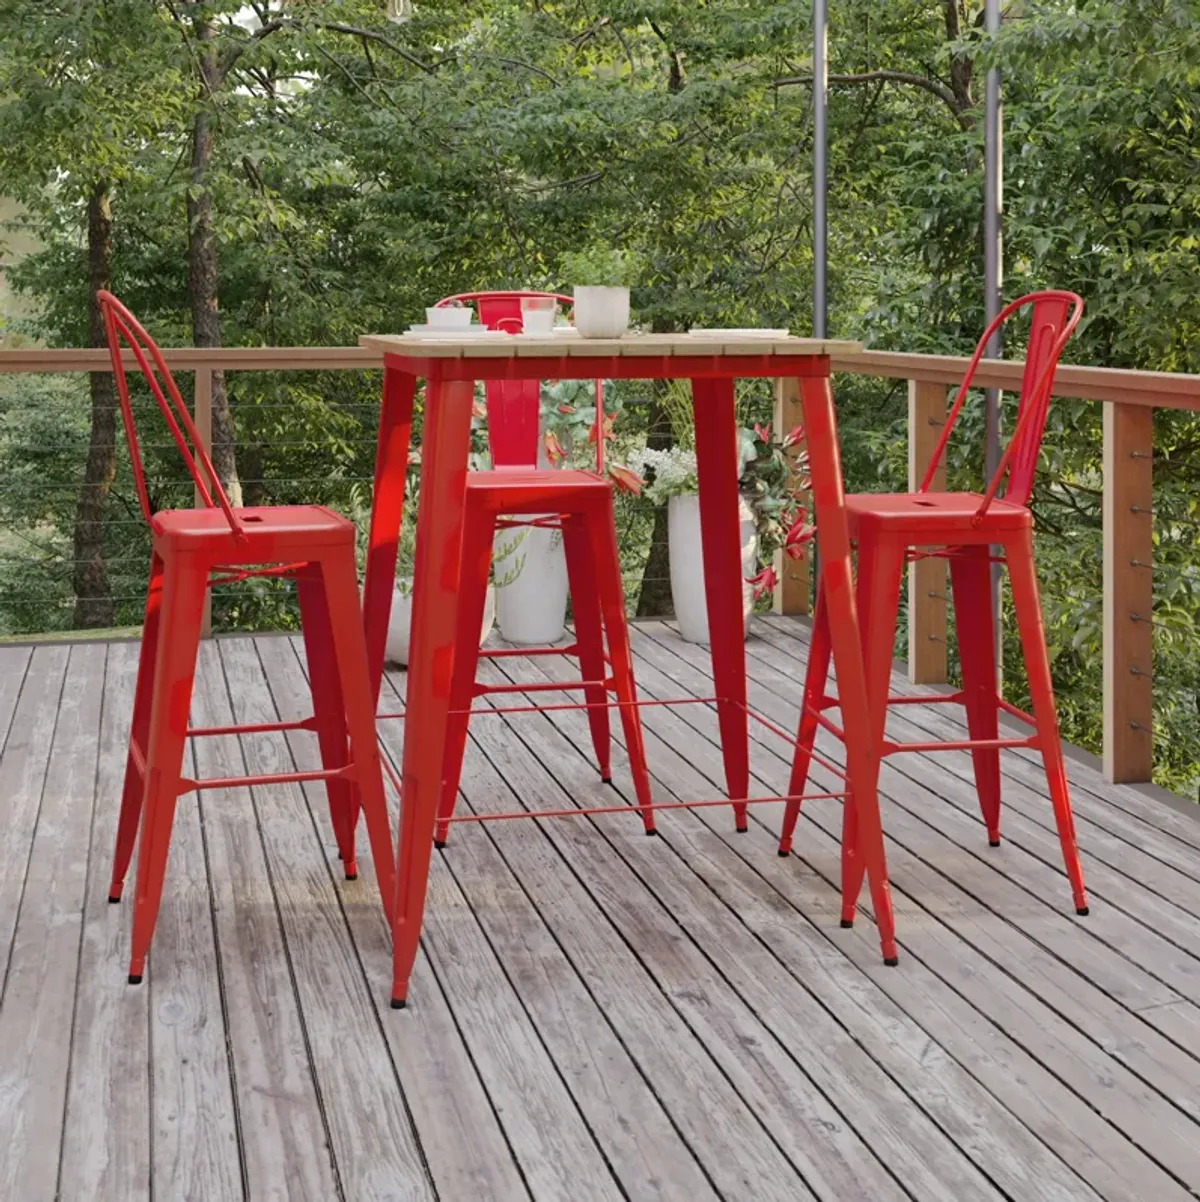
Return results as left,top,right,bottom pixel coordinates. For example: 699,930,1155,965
2,618,1200,1201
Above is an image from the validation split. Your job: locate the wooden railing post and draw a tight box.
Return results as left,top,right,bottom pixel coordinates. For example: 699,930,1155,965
194,367,214,638
1103,402,1154,782
907,379,948,683
772,376,811,616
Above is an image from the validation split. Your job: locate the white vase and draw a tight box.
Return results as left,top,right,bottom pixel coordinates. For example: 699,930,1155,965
668,493,757,645
572,285,630,339
385,580,495,667
493,522,570,645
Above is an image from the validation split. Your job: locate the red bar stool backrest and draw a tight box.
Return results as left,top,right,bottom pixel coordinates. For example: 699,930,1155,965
917,290,1084,525
436,290,605,471
96,290,246,542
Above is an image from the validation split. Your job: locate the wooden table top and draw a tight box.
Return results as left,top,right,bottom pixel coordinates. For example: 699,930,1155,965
359,330,863,360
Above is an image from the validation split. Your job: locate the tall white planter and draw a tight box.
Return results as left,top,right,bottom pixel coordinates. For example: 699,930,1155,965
668,493,757,645
494,522,570,645
385,581,495,666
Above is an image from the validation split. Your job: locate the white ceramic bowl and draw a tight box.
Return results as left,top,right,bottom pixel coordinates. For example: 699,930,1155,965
425,305,473,329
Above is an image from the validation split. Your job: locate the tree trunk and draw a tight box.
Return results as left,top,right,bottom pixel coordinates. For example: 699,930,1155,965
187,15,240,504
635,380,676,616
71,181,116,628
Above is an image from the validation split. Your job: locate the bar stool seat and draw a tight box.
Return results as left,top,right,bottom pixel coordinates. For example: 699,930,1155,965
152,504,351,548
844,491,1033,535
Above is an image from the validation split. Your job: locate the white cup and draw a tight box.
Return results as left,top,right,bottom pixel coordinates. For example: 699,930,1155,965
520,296,557,335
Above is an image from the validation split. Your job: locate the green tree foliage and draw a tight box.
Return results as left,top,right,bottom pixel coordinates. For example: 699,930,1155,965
0,0,1198,789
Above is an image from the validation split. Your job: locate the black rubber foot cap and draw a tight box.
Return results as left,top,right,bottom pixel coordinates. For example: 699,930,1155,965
1076,906,1090,916
645,828,658,837
344,870,358,881
736,824,748,834
840,919,854,929
108,894,121,904
434,840,446,850
883,956,900,967
390,998,407,1010
128,973,143,985
988,838,1001,848
777,849,791,858
601,775,613,784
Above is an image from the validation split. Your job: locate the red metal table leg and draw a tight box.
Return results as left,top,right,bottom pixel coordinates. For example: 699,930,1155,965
691,376,750,831
797,374,898,964
390,369,474,1008
363,365,416,706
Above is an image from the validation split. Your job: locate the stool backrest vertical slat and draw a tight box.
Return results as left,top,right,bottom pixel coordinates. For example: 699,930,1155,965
96,290,245,540
436,291,606,472
917,289,1083,522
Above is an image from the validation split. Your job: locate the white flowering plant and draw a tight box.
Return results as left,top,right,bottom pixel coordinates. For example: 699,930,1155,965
618,445,698,505
611,423,814,600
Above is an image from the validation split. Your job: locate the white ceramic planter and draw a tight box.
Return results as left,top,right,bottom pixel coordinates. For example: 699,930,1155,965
572,285,630,339
493,522,570,645
385,580,495,666
668,493,757,645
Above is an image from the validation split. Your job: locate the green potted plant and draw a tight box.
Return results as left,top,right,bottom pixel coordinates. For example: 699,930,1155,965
560,245,644,338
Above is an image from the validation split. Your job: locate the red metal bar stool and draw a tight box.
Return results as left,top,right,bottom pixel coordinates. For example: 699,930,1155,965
779,291,1089,938
429,290,655,843
98,292,396,983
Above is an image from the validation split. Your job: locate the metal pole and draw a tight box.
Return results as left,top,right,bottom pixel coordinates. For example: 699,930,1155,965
811,0,828,604
983,0,1003,672
813,0,828,339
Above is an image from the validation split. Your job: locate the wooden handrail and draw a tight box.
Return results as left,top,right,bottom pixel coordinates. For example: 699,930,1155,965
1,343,1199,411
831,349,1200,411
0,346,382,372
0,339,1183,785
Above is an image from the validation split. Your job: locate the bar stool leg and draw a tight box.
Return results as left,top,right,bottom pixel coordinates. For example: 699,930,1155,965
839,534,905,935
779,578,831,856
583,501,655,833
110,550,165,903
949,544,1003,845
296,561,358,879
1005,530,1089,915
127,557,207,984
319,543,397,920
561,513,614,785
436,505,496,847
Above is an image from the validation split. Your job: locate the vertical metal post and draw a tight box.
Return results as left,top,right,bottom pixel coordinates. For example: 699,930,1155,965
983,0,1003,672
811,0,829,604
812,0,828,339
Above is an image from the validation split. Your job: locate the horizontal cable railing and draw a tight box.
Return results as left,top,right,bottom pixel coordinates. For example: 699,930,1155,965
1,342,1197,787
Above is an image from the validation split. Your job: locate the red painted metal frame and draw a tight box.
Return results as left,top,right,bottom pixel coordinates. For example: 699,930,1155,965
98,292,398,987
777,292,1089,930
361,348,896,1007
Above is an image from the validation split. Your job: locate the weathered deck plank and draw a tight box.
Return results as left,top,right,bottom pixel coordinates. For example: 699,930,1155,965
408,675,832,1202
1,621,1199,1202
220,638,437,1202
490,646,1108,1202
0,644,105,1199
258,635,532,1202
59,640,153,1202
626,621,1200,1199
